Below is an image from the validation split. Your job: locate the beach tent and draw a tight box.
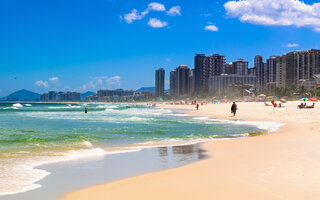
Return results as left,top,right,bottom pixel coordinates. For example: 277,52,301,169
301,97,309,101
280,98,287,103
308,98,318,102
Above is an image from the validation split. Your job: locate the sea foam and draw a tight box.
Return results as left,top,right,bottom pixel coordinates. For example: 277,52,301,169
0,148,107,196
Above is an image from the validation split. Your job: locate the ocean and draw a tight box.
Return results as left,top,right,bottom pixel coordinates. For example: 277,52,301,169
0,102,278,196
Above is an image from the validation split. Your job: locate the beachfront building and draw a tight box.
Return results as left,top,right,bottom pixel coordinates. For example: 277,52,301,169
40,93,49,102
97,89,135,101
188,69,195,95
155,68,165,98
224,62,233,75
169,70,177,96
170,65,190,97
208,74,256,96
194,54,226,93
48,91,56,102
254,55,266,90
232,59,249,75
276,49,320,88
57,92,81,102
248,67,256,75
266,56,277,83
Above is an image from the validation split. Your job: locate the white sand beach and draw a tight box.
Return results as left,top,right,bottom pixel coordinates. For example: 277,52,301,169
61,101,320,200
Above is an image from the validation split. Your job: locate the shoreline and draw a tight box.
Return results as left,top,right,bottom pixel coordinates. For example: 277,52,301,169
61,101,320,200
1,103,262,198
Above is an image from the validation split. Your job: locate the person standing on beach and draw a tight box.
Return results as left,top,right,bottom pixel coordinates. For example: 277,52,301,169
231,102,237,116
196,103,199,110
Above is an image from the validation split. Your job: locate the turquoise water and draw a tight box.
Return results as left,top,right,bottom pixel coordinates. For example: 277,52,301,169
0,102,264,195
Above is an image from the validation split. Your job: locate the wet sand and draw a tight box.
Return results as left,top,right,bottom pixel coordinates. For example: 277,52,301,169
62,101,320,200
3,144,206,200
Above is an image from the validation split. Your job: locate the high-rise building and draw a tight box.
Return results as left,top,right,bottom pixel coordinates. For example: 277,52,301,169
40,93,49,102
176,65,190,96
194,54,226,93
155,68,165,97
170,65,190,97
48,91,56,102
254,55,266,90
57,92,81,102
224,63,233,75
169,70,177,96
276,49,320,88
188,69,195,95
266,56,277,83
232,59,248,75
194,54,207,92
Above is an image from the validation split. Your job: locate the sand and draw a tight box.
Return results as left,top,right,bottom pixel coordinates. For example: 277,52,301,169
61,101,320,200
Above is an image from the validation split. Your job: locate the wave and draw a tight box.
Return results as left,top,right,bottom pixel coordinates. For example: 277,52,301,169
12,103,23,107
24,104,32,107
0,147,107,196
48,106,82,109
192,117,284,133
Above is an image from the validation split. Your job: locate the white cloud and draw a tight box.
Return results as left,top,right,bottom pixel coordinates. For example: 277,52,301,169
224,0,320,32
107,76,121,88
148,18,168,28
167,6,181,16
204,25,218,32
124,9,145,24
49,77,59,81
35,80,49,88
81,76,122,91
123,2,166,24
284,43,299,47
148,2,165,11
166,58,171,62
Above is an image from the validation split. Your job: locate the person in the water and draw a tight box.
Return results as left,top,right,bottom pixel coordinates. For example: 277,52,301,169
85,107,87,114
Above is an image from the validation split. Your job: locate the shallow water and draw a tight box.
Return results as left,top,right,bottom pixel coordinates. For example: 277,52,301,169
0,102,265,196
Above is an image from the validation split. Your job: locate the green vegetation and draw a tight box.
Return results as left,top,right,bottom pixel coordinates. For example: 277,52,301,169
248,131,268,137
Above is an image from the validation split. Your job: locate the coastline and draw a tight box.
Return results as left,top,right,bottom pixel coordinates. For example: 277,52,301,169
61,101,320,200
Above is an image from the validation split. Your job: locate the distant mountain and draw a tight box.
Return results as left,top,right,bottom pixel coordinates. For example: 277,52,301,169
136,87,155,92
1,89,40,101
80,91,95,98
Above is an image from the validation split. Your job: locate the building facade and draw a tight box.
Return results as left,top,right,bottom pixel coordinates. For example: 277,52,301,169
208,74,256,95
48,91,56,102
170,65,190,97
232,59,248,75
155,68,165,97
194,54,226,93
276,49,320,88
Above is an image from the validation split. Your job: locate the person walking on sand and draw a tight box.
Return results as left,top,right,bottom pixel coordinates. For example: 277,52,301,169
231,102,237,116
196,103,199,110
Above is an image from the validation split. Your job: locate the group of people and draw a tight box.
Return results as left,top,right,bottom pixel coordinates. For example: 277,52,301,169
298,103,315,109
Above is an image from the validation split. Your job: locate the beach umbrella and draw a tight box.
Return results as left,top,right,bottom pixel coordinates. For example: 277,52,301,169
280,98,287,103
301,97,309,101
258,94,266,97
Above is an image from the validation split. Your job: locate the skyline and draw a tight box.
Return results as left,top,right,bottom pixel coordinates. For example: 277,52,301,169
1,0,320,96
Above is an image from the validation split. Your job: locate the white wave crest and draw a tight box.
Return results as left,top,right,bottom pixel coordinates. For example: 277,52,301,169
0,148,107,196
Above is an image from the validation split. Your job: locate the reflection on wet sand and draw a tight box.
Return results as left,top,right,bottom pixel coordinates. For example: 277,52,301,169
157,144,208,166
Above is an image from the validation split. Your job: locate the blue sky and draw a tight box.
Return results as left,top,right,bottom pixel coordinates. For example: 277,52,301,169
1,0,320,96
